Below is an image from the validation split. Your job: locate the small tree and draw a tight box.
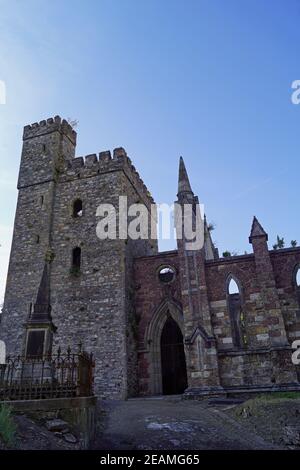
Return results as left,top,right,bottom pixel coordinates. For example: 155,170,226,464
273,235,285,250
277,236,285,249
291,240,297,248
223,251,232,258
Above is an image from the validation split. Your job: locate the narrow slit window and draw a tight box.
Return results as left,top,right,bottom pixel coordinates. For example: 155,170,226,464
73,199,83,218
295,267,300,312
296,268,300,287
72,247,81,270
227,276,246,348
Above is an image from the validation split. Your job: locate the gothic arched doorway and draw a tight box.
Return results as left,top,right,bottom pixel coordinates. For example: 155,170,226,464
160,316,188,395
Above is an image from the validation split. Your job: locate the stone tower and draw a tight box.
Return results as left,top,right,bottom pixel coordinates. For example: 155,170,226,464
1,116,157,399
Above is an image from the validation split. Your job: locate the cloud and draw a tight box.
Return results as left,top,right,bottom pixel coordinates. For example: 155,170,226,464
230,169,288,202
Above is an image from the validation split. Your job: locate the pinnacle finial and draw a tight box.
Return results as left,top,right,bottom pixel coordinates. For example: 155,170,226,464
31,262,52,321
249,216,268,243
177,156,193,196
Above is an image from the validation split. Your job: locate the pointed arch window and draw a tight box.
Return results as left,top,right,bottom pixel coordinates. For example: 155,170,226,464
73,199,83,218
0,340,6,364
228,278,239,294
296,267,300,288
227,276,247,348
295,266,300,311
197,335,204,372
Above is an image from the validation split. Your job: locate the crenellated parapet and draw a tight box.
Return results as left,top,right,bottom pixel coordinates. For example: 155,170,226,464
23,115,77,145
60,146,154,205
20,116,153,205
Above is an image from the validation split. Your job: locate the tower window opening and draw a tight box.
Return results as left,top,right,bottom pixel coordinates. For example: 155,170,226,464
72,247,81,270
73,199,83,218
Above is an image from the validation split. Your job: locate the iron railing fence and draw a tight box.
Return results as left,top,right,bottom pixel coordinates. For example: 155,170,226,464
0,345,95,401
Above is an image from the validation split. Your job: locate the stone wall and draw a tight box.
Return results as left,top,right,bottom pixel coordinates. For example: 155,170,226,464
271,248,300,343
0,396,97,449
134,251,181,395
134,247,300,396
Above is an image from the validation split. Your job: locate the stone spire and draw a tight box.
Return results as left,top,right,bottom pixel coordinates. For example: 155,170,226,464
24,262,56,358
249,216,268,243
29,263,53,324
177,157,193,197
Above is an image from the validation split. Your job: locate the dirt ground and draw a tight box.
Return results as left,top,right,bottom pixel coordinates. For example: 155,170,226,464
0,414,82,450
92,396,279,450
2,395,299,450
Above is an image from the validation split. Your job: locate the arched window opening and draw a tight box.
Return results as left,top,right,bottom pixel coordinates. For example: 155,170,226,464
72,247,81,270
228,278,239,294
197,335,204,372
0,340,6,364
73,199,83,218
295,267,300,312
227,276,247,349
296,267,300,287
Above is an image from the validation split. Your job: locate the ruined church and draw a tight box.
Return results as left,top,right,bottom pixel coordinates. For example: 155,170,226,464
1,116,300,399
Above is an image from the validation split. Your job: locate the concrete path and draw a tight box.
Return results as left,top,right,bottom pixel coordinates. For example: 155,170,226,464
93,396,277,450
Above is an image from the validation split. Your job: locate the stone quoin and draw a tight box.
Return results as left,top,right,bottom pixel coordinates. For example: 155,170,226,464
1,116,300,399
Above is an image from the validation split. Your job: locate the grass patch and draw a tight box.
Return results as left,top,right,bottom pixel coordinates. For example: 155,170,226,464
256,392,300,400
0,404,16,447
231,392,300,421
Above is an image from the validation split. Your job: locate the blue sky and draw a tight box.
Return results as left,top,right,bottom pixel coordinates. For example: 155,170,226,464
0,0,300,301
